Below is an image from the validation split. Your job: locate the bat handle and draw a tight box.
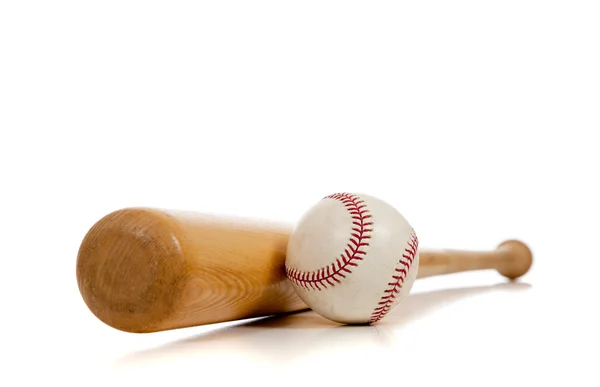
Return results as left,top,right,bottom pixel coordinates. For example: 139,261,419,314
417,240,533,280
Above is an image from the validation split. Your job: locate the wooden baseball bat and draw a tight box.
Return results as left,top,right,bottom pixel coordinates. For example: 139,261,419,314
76,208,533,333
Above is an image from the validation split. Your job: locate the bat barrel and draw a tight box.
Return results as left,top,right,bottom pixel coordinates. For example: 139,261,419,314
76,208,305,333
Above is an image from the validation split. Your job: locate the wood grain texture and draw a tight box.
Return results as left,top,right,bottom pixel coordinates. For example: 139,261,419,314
76,208,532,333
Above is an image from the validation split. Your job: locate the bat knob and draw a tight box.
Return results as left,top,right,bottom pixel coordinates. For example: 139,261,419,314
495,239,533,280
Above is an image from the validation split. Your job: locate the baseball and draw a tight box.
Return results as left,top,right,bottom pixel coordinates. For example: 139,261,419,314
285,192,419,324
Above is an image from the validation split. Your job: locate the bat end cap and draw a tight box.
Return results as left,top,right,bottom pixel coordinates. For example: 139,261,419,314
76,208,186,333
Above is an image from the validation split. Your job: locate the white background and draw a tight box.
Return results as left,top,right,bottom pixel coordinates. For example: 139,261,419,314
1,1,598,386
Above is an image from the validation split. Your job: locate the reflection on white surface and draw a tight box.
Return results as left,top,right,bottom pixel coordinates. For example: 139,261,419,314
114,281,531,370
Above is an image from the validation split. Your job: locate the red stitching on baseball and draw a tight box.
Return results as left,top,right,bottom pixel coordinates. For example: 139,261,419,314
369,231,418,323
285,193,372,291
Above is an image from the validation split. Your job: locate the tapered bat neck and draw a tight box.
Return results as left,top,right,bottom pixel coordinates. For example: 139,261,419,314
417,240,533,280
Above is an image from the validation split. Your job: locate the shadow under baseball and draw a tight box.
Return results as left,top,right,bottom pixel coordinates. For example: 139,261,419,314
114,280,531,368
